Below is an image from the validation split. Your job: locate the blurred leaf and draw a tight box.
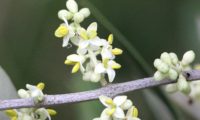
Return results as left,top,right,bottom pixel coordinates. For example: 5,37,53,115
0,66,18,120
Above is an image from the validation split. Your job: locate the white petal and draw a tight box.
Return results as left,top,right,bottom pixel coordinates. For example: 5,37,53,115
113,107,125,119
87,22,97,32
79,62,85,72
99,95,112,107
100,108,112,120
62,36,70,47
79,40,89,49
77,48,87,55
101,48,113,59
67,54,82,62
95,63,106,73
106,68,116,82
18,89,30,98
66,0,78,13
113,96,127,106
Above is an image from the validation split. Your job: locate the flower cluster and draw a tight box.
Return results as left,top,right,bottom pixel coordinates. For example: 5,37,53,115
5,83,56,120
55,0,123,83
93,95,140,120
153,50,195,94
185,64,200,100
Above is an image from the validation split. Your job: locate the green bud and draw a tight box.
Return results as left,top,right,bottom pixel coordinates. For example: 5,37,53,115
161,52,171,64
157,63,169,73
154,71,165,81
168,68,178,80
154,59,162,68
177,75,191,94
73,12,84,23
169,52,179,65
165,84,177,93
181,50,195,66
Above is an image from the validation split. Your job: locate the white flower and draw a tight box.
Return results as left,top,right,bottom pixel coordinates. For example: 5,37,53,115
26,84,45,103
95,59,121,82
55,22,75,47
98,95,129,120
65,54,86,73
77,22,103,54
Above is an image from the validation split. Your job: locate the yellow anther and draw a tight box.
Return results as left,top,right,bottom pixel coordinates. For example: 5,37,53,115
133,107,138,117
64,60,76,65
5,109,17,117
111,62,121,69
11,117,17,120
88,30,97,39
103,59,109,68
47,109,57,116
106,108,116,115
80,31,88,40
105,98,114,105
37,82,45,90
108,34,113,44
72,63,80,73
112,48,123,55
55,25,69,38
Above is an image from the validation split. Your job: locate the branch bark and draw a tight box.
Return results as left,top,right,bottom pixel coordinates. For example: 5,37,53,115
0,70,200,111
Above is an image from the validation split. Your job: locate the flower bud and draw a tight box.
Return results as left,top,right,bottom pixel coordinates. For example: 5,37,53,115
181,50,195,66
154,71,165,81
58,9,73,20
79,8,90,18
66,0,78,13
121,99,133,110
168,68,178,80
157,62,169,73
18,89,30,98
160,52,171,64
73,12,84,23
169,52,178,65
165,84,177,93
153,59,162,68
177,75,191,94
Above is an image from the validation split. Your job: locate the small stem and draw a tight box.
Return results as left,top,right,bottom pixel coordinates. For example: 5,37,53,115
100,78,108,86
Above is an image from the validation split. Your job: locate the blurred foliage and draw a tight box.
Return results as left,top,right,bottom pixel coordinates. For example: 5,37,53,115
1,0,200,119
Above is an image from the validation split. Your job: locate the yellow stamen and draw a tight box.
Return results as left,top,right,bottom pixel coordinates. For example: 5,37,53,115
111,62,121,69
55,25,69,38
88,30,97,39
80,31,88,40
133,107,138,117
5,109,17,117
103,59,109,68
64,60,76,65
72,63,80,73
47,109,57,116
106,108,116,115
37,82,45,90
108,34,113,44
11,117,17,120
105,99,114,105
112,48,123,55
